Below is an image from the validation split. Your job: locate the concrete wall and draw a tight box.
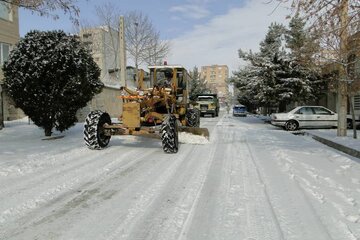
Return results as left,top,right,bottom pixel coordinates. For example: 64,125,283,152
77,85,123,122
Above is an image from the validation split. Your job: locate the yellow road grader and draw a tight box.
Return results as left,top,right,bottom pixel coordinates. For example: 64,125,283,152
84,63,209,153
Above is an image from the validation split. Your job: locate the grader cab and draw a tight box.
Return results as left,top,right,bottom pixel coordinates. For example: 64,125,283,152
83,63,209,153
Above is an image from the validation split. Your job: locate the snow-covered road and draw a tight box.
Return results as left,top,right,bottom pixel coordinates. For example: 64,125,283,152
1,112,360,240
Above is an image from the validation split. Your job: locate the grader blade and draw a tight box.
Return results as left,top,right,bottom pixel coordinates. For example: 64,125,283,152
178,127,210,139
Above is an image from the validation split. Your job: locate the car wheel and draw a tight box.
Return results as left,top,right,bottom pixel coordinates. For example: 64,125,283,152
285,120,298,131
347,119,353,129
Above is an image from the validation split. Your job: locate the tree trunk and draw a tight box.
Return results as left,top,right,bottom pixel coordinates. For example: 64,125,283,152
279,101,287,113
337,83,348,136
44,125,52,137
44,126,52,136
337,0,349,137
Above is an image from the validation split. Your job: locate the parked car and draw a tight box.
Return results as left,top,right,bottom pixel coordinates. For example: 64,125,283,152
193,94,220,117
271,106,338,131
233,105,247,117
346,114,360,129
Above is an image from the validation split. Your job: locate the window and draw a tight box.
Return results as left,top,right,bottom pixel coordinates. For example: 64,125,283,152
354,95,360,111
313,107,332,115
296,107,314,115
0,2,12,21
355,57,360,76
82,33,92,38
0,42,10,65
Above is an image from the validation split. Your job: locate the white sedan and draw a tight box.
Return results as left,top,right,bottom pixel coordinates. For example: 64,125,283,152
271,106,338,131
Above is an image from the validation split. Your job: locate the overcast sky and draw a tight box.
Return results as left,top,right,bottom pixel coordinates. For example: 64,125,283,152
19,0,291,75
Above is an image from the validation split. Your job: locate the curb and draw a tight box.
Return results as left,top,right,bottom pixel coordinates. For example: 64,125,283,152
307,133,360,159
262,117,360,160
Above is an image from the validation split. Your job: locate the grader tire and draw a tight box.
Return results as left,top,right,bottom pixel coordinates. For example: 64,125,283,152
84,110,111,150
186,109,200,127
161,115,179,153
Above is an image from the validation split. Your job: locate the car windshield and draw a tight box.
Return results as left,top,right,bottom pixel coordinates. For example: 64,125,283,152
234,106,246,110
197,96,214,101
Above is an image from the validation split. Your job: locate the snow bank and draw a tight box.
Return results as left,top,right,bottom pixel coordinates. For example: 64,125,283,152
178,132,210,145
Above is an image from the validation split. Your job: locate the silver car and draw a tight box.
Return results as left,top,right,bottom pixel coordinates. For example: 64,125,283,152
271,106,338,131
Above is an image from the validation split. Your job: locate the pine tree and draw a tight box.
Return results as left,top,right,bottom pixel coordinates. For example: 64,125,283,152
234,23,287,110
284,15,325,105
2,30,103,136
231,65,262,112
189,66,209,100
233,19,325,112
259,23,287,58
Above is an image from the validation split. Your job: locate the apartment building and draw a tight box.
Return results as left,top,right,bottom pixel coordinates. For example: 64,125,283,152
200,65,229,101
348,32,360,115
0,2,24,125
80,26,121,85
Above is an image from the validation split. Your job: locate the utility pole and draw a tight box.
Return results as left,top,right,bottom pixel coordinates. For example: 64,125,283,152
119,16,126,87
337,0,349,136
119,16,126,113
134,22,139,87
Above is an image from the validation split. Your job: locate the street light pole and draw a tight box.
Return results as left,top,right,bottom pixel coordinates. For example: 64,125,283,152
134,22,139,88
119,16,126,114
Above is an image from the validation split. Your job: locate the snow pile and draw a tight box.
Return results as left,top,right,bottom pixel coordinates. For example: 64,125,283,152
178,132,210,145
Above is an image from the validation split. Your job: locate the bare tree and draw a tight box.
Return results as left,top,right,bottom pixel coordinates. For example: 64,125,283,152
275,0,360,136
125,11,170,71
88,5,170,85
93,3,122,84
0,0,82,24
143,31,171,66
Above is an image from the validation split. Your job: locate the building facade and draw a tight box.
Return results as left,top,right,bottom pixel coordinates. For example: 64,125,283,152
200,65,229,102
0,2,24,125
80,27,121,86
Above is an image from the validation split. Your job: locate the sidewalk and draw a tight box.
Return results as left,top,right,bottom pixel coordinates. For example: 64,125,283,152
304,129,360,159
256,114,360,159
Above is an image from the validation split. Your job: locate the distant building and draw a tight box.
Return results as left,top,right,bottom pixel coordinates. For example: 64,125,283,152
200,65,229,102
0,2,24,124
80,26,121,85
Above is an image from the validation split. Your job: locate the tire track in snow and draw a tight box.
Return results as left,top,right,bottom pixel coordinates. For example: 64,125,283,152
238,136,285,240
0,146,157,239
100,118,220,240
0,147,113,198
100,147,196,240
176,119,246,239
248,131,338,240
174,131,218,240
273,149,357,238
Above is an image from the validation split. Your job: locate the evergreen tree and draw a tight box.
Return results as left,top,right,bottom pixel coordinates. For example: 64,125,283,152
231,65,261,112
189,66,209,100
233,19,325,112
259,23,287,58
284,15,325,105
234,23,286,110
286,15,320,69
2,30,103,136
